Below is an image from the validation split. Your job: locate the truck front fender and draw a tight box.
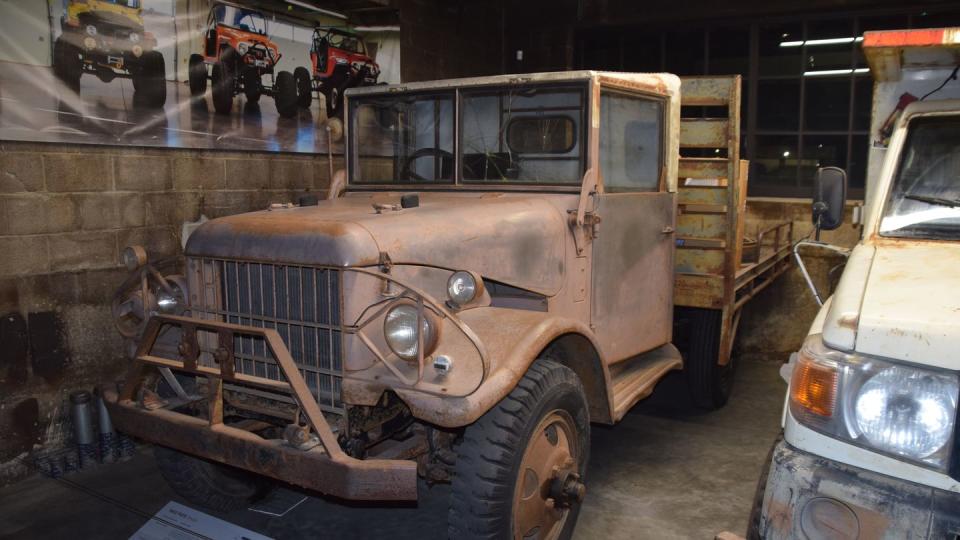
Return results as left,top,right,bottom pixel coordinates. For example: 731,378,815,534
395,307,611,428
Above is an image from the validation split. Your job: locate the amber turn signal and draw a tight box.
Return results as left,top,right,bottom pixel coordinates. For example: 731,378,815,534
790,353,838,417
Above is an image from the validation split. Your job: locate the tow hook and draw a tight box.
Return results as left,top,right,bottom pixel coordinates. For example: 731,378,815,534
284,423,321,451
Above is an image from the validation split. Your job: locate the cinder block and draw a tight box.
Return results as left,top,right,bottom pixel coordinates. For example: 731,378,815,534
48,231,118,272
173,157,225,190
200,190,253,219
115,156,172,191
0,236,48,276
2,194,79,235
142,192,202,225
77,193,144,230
118,226,181,257
0,153,44,193
44,154,112,192
269,159,315,190
226,158,270,190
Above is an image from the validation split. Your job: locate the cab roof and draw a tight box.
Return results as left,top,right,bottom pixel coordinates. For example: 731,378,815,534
346,70,681,97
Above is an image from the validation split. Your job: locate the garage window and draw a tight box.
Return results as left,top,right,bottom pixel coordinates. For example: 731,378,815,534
600,92,663,192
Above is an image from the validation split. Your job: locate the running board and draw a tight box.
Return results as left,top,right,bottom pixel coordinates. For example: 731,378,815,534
609,344,683,421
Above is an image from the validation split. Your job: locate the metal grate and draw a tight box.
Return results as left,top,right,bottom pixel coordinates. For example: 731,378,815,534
192,258,343,413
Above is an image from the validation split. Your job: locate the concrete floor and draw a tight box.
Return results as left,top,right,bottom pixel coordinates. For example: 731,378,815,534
0,355,786,540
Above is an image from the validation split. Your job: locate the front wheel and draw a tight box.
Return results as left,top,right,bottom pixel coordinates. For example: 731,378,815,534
322,86,341,119
188,53,207,96
242,66,262,103
133,51,166,109
211,61,234,115
154,445,272,512
274,70,298,119
294,66,312,109
449,358,590,540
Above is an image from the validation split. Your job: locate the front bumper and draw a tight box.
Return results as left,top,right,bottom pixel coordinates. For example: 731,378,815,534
755,441,960,539
104,314,418,501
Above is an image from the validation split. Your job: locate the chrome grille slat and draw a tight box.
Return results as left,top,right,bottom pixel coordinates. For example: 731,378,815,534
192,257,344,413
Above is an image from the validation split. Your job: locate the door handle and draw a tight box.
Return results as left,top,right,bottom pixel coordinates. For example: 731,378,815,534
661,226,675,234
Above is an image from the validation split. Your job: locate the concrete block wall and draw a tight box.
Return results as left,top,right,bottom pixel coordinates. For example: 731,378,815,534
0,141,340,485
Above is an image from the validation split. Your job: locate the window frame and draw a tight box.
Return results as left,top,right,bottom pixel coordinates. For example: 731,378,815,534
597,88,667,193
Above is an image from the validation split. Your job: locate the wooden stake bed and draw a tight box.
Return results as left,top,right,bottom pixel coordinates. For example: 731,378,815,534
674,76,793,366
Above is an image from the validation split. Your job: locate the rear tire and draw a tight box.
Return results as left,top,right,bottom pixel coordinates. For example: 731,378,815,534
154,445,272,513
274,70,298,119
188,53,207,97
294,67,312,109
679,307,732,410
134,51,166,109
449,358,590,540
211,62,234,115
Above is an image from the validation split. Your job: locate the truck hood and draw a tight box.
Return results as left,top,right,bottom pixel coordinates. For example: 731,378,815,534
185,193,569,295
823,242,960,370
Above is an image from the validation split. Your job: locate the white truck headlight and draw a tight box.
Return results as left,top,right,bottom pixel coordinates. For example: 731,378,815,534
129,32,140,44
446,271,481,306
238,42,249,55
790,334,959,470
155,276,187,315
85,25,98,36
854,366,957,459
383,301,439,360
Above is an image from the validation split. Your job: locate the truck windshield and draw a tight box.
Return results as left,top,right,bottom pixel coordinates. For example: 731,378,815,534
880,116,960,240
214,5,266,34
349,84,586,186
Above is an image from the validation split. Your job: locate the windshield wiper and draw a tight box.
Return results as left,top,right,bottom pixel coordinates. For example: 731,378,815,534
903,193,960,208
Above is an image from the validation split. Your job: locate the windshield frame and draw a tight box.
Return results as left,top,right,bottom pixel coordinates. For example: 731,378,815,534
346,81,592,192
878,112,960,242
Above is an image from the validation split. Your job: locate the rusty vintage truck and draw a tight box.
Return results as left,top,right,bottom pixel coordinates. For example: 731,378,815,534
104,71,788,538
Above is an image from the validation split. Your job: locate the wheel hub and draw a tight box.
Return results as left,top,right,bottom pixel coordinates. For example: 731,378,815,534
512,410,583,540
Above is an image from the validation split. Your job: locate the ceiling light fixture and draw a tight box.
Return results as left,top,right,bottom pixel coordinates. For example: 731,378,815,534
284,0,348,20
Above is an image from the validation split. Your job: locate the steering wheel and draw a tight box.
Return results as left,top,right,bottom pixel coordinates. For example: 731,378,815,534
400,147,454,182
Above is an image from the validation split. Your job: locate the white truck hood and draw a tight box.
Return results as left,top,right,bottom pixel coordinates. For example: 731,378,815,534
823,241,960,370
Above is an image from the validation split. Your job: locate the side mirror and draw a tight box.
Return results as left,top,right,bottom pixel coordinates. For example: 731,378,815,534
812,166,847,239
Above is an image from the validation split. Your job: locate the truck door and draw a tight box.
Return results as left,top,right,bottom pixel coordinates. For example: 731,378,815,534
590,90,675,362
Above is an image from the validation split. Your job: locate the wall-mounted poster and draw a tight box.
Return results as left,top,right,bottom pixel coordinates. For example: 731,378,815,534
0,0,400,153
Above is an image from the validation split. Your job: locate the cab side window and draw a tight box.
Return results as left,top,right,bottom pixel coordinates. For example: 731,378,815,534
600,92,664,192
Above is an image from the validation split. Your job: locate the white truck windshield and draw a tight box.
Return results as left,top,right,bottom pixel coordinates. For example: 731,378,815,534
880,116,960,240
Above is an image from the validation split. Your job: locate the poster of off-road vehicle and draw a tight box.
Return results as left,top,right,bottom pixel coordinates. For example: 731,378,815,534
0,0,398,153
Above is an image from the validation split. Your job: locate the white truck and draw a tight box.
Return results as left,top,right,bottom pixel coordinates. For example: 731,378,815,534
750,28,960,539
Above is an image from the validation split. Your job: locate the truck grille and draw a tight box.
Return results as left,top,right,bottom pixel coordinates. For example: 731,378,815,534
191,258,343,413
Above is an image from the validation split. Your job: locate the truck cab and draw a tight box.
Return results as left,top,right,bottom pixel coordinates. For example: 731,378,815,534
752,28,960,539
104,71,762,538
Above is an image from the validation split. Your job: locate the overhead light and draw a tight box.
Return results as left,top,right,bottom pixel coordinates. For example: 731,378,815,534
284,0,347,20
780,36,864,48
783,151,791,158
353,25,400,32
803,68,870,77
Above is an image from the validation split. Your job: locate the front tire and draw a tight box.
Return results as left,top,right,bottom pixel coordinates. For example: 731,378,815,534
133,51,166,109
188,53,207,97
449,358,590,540
294,66,312,109
242,66,262,103
154,445,272,513
274,71,298,119
211,61,234,115
53,37,82,90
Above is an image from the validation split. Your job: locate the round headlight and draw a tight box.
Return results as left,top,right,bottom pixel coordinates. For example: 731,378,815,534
238,42,249,55
383,302,438,360
122,245,147,270
155,276,187,315
447,271,480,306
128,32,140,44
854,366,957,459
85,25,98,36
